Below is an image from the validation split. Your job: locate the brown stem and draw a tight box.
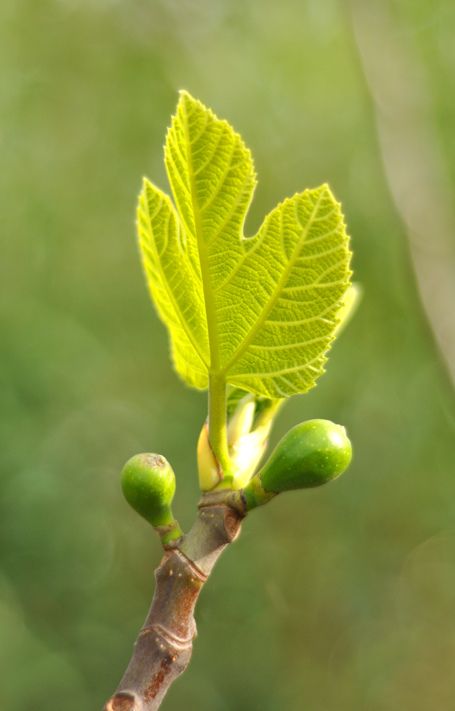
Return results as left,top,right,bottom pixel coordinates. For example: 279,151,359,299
104,495,246,711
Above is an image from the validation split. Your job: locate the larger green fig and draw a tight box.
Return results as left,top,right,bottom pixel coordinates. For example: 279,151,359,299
243,419,352,510
121,453,182,544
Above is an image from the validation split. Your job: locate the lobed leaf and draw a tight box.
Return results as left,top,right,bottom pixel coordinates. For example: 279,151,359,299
137,92,352,397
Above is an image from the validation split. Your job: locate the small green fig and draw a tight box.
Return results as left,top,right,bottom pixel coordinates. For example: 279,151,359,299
243,419,352,510
121,453,182,544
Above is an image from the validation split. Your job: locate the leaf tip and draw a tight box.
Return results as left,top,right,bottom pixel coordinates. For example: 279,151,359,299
177,88,199,112
319,181,337,203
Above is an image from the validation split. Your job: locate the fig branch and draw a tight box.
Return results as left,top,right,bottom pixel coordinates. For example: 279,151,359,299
104,495,244,711
104,419,352,710
103,92,356,709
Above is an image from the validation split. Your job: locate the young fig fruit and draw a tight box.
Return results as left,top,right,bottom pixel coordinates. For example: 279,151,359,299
121,453,182,544
243,419,352,510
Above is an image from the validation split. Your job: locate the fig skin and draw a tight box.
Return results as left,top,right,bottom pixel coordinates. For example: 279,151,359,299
121,453,176,527
260,419,352,493
243,419,352,510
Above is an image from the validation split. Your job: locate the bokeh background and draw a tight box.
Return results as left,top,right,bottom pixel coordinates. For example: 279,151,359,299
1,1,454,709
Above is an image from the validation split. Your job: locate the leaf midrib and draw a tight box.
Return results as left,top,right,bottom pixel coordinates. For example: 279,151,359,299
220,190,325,377
181,100,221,374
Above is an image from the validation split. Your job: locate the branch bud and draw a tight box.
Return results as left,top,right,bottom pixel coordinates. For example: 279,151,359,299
229,395,283,490
197,423,222,491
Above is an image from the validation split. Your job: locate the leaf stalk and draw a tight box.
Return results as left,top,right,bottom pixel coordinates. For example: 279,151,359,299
208,372,232,485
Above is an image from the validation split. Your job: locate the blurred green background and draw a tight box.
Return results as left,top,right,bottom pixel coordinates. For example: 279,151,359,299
1,1,454,709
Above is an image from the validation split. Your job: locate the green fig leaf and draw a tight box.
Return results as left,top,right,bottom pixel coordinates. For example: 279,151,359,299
137,91,352,398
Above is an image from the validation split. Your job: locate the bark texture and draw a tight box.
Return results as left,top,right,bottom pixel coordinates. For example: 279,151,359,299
104,497,245,711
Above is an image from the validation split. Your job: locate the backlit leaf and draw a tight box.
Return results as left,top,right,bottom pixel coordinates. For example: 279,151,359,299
137,92,352,398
